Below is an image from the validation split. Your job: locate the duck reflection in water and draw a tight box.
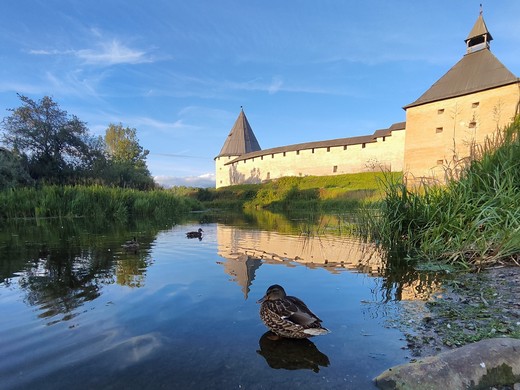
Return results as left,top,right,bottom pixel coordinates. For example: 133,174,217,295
257,331,330,373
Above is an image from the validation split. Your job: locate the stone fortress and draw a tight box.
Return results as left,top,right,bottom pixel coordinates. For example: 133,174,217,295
214,12,520,188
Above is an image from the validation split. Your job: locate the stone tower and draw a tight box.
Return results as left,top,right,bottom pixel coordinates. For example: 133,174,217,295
403,10,519,185
214,108,261,188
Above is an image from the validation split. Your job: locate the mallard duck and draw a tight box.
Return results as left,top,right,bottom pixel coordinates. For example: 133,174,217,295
186,228,204,239
122,237,139,250
257,284,329,339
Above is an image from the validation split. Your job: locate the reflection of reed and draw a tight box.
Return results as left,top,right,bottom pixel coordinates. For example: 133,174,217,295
256,331,330,372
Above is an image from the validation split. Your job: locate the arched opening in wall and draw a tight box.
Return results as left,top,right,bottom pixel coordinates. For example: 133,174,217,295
333,165,338,173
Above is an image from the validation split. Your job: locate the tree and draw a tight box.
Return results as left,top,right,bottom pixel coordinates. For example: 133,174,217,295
0,147,33,190
1,95,103,184
104,123,154,189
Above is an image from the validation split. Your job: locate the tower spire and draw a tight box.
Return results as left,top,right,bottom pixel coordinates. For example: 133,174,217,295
465,7,493,53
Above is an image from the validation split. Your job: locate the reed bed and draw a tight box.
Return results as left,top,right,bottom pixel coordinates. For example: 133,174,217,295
0,185,202,222
367,116,520,268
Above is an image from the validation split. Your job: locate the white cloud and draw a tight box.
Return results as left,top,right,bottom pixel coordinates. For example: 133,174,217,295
154,173,215,188
76,39,152,65
29,36,153,66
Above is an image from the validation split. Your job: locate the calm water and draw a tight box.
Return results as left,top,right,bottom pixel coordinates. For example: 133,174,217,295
0,212,441,389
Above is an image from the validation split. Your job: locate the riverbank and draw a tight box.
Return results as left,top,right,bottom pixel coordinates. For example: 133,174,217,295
395,266,520,359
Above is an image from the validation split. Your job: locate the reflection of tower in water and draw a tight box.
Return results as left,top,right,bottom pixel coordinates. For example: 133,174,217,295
216,223,442,301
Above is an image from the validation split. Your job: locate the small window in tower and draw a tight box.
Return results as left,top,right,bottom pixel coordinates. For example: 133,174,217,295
472,102,479,108
362,143,366,148
469,121,477,128
333,165,338,173
436,127,443,133
271,154,274,158
437,159,444,165
296,150,300,155
261,156,263,160
438,109,445,114
343,145,347,150
327,147,331,152
312,148,315,154
382,136,386,142
283,152,286,157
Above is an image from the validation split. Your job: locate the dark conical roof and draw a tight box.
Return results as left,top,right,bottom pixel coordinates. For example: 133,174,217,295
216,109,261,157
466,13,493,45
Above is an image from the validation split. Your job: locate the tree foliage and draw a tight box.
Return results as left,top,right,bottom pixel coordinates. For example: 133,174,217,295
1,95,155,189
0,147,33,190
1,95,104,184
104,123,154,189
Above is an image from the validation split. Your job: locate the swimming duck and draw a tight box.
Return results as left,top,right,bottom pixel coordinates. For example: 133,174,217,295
257,284,329,339
186,228,204,239
122,237,139,250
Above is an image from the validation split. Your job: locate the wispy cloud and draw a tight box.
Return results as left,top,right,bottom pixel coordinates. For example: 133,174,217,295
76,39,152,65
29,37,153,66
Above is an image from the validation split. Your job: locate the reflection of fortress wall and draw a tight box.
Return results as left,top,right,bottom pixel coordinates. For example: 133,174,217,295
216,223,440,301
216,223,384,273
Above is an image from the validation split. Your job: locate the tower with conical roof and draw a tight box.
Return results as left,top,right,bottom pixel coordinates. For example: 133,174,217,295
403,9,519,185
214,108,261,188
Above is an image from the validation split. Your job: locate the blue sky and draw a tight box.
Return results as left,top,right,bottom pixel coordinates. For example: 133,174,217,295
1,1,519,188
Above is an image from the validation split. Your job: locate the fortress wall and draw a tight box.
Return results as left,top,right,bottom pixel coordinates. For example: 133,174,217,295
219,128,405,187
404,83,520,183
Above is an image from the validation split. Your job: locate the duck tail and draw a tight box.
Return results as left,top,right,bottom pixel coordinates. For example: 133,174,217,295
303,327,330,336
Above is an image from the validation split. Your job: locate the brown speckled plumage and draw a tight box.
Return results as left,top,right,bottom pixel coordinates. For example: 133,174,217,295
257,284,329,339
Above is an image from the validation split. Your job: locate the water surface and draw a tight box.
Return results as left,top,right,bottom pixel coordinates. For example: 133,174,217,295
0,214,441,389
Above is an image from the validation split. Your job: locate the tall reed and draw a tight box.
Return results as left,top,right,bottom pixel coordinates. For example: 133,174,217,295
367,116,520,268
0,185,202,222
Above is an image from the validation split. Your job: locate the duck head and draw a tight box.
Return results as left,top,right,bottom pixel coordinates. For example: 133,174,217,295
257,284,286,303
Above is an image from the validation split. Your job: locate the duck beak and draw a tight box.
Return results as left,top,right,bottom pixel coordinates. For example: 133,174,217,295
256,295,267,304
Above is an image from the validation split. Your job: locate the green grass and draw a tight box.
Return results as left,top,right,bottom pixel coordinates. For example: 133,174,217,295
0,185,203,222
202,172,400,211
366,116,520,268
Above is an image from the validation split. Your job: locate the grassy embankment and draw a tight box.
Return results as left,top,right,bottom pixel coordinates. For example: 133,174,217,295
367,116,520,269
0,185,202,222
198,171,400,212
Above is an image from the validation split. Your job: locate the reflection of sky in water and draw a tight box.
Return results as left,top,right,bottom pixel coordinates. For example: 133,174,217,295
0,220,442,389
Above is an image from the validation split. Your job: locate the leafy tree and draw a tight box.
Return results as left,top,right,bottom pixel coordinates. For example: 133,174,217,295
0,147,33,189
1,95,103,184
105,123,149,167
104,123,154,189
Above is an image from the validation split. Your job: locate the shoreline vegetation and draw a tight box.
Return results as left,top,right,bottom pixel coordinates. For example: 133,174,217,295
2,116,519,269
0,185,202,222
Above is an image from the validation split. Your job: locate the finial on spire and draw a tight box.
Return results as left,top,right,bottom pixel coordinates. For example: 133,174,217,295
240,105,243,111
480,3,483,15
